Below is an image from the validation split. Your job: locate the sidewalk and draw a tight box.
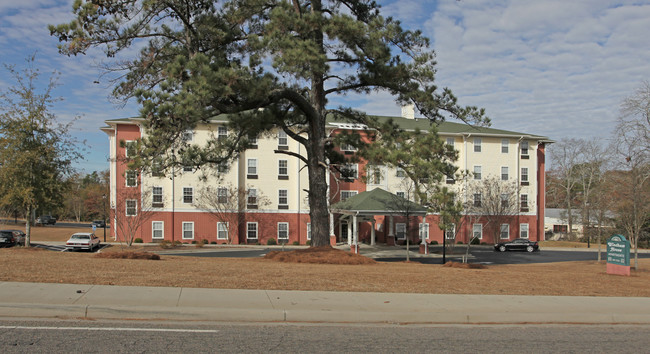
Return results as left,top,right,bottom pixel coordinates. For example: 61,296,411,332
1,281,649,324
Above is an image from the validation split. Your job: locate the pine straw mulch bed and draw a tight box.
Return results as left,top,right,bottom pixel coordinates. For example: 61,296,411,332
1,245,649,297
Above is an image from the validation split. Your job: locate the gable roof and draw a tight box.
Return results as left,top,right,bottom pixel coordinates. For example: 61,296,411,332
330,188,427,216
104,111,551,141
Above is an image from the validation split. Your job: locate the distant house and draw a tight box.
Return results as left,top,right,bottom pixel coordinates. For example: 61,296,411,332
544,208,615,240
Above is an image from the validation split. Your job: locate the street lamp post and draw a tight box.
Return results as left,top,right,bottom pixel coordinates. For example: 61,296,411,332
102,194,107,242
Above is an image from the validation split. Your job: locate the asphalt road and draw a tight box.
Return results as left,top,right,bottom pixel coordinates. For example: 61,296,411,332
377,249,650,265
1,319,649,353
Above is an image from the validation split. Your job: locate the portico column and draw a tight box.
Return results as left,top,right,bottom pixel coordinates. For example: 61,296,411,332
347,219,352,246
353,214,359,254
329,212,336,246
371,219,376,246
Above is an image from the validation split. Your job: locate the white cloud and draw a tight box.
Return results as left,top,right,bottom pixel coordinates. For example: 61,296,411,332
416,0,650,141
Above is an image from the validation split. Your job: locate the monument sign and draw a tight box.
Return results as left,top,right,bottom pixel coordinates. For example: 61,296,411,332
607,234,630,276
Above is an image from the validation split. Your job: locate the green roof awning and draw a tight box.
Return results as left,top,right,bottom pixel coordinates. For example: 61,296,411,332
330,188,427,216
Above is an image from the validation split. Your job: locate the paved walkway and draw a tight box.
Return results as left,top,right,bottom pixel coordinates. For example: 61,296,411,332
1,281,649,325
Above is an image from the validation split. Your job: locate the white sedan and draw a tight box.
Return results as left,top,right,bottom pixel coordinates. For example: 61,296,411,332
66,233,101,251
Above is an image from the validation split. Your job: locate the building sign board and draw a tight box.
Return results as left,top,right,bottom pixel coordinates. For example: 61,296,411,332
607,234,630,276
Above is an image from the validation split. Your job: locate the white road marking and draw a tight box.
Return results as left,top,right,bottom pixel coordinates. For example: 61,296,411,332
0,326,218,333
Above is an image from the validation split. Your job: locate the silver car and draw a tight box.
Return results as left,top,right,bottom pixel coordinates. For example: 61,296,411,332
66,233,101,251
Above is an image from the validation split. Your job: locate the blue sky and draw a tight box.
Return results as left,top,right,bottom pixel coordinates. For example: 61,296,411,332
1,0,650,173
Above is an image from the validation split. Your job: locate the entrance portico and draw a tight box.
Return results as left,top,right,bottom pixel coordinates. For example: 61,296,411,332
329,188,428,254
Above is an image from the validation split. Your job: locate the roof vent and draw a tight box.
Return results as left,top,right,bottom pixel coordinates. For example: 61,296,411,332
401,104,415,119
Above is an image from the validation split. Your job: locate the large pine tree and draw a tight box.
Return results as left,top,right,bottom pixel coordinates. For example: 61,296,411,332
51,0,487,247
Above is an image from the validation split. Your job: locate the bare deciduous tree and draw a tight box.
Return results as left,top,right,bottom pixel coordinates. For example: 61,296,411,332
113,185,155,247
465,176,525,244
613,83,650,269
195,184,271,244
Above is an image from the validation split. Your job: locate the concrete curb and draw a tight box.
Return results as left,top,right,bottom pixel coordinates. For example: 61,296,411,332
2,282,650,324
2,303,649,325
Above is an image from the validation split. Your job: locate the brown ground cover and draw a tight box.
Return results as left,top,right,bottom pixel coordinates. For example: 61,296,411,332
1,245,649,297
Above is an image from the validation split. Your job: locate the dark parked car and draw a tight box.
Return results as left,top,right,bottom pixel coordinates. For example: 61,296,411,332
92,220,106,228
8,230,26,246
0,230,17,247
494,238,539,252
36,215,57,225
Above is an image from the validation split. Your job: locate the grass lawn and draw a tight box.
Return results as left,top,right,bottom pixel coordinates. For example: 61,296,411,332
2,223,648,297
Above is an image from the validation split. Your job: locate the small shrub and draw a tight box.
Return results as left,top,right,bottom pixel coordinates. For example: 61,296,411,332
306,240,311,246
292,241,300,246
191,240,197,244
134,238,143,244
159,240,173,249
480,242,488,245
267,238,277,245
470,238,480,245
457,241,463,245
173,240,182,246
430,240,438,245
194,241,204,248
211,241,217,244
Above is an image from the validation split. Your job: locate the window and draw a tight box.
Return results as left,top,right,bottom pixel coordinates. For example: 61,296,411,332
217,187,228,204
342,163,358,181
152,187,163,207
446,174,455,184
474,137,482,152
446,137,455,147
182,130,193,142
341,190,357,201
501,139,509,153
307,223,312,240
278,222,289,240
473,165,482,180
395,223,406,240
473,224,483,240
521,168,529,185
183,187,193,204
278,130,288,148
500,224,510,239
341,143,357,152
152,221,164,239
473,193,482,207
124,140,136,158
278,189,288,209
501,166,509,181
396,191,405,199
247,222,258,239
521,141,529,157
152,158,164,177
248,134,258,147
520,223,529,239
182,222,194,239
217,222,228,240
419,223,429,241
396,167,406,178
126,200,137,216
445,225,455,239
501,193,509,208
218,161,229,173
553,225,568,233
367,165,384,185
520,194,529,211
218,126,228,141
278,160,288,179
247,159,258,178
125,170,137,187
247,189,257,208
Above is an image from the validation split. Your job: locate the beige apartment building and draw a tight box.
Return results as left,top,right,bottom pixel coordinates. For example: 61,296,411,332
102,108,550,246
